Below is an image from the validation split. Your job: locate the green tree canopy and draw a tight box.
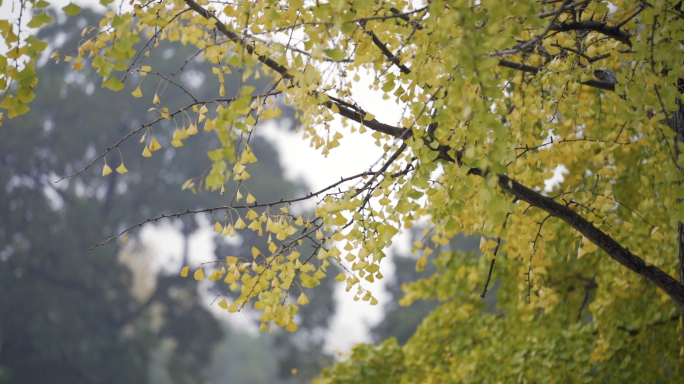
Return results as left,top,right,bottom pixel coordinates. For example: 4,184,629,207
3,0,684,381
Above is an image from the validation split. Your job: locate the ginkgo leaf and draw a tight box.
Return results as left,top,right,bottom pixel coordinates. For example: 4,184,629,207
180,265,189,277
247,219,261,231
27,13,53,29
152,93,160,104
62,3,82,16
234,217,246,229
297,292,310,305
246,193,256,204
221,225,233,237
227,302,238,313
209,270,222,281
103,77,124,91
149,138,161,151
116,163,128,174
187,123,198,135
131,85,142,98
323,48,345,61
102,163,112,176
218,299,228,309
213,221,223,232
285,321,297,332
142,146,152,157
180,127,189,139
193,268,205,281
251,246,260,258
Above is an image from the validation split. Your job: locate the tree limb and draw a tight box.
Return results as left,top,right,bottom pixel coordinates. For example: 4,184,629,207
466,168,684,307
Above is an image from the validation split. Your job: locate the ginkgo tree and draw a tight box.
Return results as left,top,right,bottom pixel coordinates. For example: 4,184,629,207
3,0,684,380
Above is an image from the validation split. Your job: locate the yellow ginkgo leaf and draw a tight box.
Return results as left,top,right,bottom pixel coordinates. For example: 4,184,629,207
180,265,189,277
102,163,112,176
247,219,261,231
209,270,222,281
227,302,238,313
219,83,225,96
142,146,152,157
251,246,261,258
218,299,229,309
116,163,128,174
297,292,310,305
203,119,214,131
131,85,142,98
194,268,205,280
153,92,160,104
187,123,198,135
123,235,129,243
285,321,298,332
234,217,246,229
171,139,183,147
149,138,161,151
246,193,256,204
213,221,223,232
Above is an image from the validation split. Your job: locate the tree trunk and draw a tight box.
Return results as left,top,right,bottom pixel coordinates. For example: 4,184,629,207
668,97,684,347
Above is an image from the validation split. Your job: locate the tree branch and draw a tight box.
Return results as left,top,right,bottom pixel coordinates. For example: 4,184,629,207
91,170,377,248
465,168,684,307
549,20,633,47
184,0,292,78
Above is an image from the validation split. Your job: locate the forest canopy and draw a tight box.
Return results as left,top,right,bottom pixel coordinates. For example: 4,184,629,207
2,0,684,381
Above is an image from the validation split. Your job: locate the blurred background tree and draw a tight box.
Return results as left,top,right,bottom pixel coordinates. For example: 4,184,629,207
0,8,335,384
